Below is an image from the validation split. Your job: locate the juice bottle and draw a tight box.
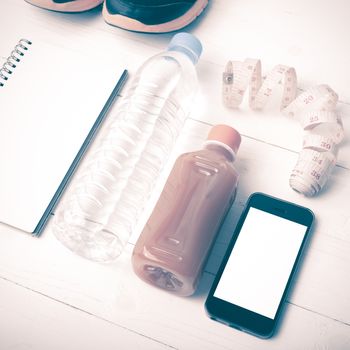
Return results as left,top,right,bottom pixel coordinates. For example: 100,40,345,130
132,124,241,296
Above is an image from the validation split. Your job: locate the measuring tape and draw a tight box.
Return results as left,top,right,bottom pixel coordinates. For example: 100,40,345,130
223,59,345,196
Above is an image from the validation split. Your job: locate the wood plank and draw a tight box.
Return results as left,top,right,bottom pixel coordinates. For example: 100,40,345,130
0,120,349,349
1,0,350,348
9,0,350,107
0,278,171,350
0,243,349,350
1,0,349,167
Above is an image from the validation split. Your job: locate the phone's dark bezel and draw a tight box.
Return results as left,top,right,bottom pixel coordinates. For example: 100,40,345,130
205,192,314,338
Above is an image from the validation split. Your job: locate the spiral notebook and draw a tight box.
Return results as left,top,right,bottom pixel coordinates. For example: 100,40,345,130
0,37,127,235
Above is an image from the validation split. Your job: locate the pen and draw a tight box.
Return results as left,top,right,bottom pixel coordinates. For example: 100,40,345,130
34,69,129,236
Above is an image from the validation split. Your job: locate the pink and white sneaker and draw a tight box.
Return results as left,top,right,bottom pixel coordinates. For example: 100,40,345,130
24,0,103,12
102,0,209,33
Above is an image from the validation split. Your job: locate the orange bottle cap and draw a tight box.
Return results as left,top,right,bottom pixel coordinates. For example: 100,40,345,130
207,124,241,155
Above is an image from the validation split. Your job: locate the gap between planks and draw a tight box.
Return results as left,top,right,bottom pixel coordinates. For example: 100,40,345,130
0,274,178,350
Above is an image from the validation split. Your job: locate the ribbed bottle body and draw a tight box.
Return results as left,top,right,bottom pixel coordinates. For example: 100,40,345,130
53,50,198,262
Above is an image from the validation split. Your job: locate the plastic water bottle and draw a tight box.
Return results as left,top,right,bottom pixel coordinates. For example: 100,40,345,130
53,33,202,262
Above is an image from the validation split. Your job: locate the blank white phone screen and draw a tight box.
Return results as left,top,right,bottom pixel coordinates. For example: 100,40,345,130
214,207,307,319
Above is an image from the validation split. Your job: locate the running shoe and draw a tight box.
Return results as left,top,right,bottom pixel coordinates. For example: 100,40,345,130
103,0,209,33
24,0,104,12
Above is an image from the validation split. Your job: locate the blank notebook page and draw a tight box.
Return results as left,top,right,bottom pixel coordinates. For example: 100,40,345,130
0,38,125,233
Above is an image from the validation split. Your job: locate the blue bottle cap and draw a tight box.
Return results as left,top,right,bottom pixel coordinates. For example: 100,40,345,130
167,32,203,64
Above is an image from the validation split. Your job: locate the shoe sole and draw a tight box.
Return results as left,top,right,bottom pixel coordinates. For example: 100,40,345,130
102,0,209,33
24,0,103,12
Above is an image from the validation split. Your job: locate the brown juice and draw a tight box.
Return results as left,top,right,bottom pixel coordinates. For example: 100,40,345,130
132,125,241,296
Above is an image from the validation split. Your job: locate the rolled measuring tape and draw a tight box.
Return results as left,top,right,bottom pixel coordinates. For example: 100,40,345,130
222,59,345,196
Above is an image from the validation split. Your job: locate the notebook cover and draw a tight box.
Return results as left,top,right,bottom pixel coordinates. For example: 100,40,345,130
0,38,127,234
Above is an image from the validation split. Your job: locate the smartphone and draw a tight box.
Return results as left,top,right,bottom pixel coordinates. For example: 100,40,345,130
205,192,314,338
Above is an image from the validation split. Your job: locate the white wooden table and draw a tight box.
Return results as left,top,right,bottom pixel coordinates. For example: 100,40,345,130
1,0,350,349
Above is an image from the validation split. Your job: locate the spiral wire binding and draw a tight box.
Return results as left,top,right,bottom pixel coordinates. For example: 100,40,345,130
0,39,32,87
